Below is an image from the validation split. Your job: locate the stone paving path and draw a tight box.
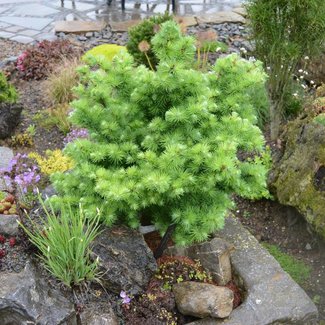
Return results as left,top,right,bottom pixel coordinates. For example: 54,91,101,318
0,0,243,44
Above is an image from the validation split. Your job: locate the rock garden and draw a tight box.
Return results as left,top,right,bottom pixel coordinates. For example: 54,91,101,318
0,1,325,324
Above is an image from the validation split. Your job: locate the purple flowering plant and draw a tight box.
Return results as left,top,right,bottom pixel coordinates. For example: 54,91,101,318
0,153,41,203
120,290,132,305
63,128,89,146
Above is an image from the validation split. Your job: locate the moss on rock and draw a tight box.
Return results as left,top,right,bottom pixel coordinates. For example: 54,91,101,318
273,100,325,238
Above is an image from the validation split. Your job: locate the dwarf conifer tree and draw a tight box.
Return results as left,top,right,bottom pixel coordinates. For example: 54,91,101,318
51,21,269,246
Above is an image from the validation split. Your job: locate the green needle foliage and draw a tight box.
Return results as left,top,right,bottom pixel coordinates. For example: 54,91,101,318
127,13,173,68
0,71,17,104
20,197,101,287
246,0,325,139
51,21,270,246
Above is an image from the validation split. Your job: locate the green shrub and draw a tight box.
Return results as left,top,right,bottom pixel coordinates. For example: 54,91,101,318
82,44,126,62
263,243,311,285
127,13,173,68
0,71,17,103
246,0,325,139
51,21,269,246
20,197,101,287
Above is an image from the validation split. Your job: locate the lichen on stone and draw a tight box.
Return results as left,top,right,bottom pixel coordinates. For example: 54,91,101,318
272,99,325,239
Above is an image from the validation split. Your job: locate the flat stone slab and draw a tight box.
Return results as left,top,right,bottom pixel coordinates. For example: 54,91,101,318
188,216,318,325
54,20,106,34
232,6,247,18
0,16,52,30
12,4,60,17
10,35,34,44
196,12,245,24
174,16,198,27
109,19,141,32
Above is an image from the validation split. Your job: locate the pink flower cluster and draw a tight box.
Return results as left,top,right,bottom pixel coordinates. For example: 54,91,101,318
16,51,28,72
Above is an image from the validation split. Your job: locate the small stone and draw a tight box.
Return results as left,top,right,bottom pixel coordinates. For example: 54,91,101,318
81,308,118,325
305,243,312,250
0,214,19,236
85,32,93,38
78,36,87,41
173,281,233,318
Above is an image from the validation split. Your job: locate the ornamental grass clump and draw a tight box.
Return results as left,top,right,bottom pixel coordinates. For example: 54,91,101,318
51,21,270,246
246,0,325,139
20,198,101,287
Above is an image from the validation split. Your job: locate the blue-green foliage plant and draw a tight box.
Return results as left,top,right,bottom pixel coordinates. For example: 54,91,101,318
51,21,270,246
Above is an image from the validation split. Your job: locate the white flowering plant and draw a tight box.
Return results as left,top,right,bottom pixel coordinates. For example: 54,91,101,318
246,0,325,139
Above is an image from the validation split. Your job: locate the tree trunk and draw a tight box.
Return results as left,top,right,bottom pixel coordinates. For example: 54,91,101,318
154,224,176,259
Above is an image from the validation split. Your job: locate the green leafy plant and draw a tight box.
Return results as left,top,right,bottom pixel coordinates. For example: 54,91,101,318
127,13,173,68
0,71,17,103
51,21,269,246
246,0,325,139
263,243,311,285
20,197,101,287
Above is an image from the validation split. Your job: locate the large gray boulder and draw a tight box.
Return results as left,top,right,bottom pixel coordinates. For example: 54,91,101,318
0,261,76,324
270,112,325,239
188,216,319,325
91,226,157,295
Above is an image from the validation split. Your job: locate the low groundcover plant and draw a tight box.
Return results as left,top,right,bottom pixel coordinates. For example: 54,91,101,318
20,197,101,287
51,21,270,246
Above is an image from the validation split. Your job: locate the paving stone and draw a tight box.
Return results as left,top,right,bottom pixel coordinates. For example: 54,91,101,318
0,16,53,30
52,0,96,11
4,25,25,33
110,19,141,32
10,35,34,44
0,31,15,39
54,20,106,34
188,215,319,325
0,0,31,3
35,32,57,41
11,4,60,17
196,12,246,24
19,29,40,37
0,21,10,29
0,6,9,14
